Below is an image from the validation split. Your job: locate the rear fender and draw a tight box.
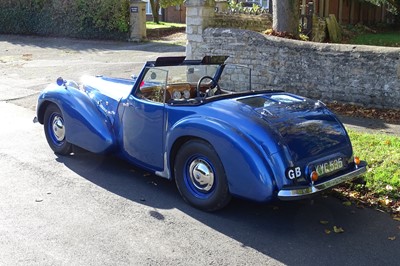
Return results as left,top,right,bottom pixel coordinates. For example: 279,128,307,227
37,84,115,153
167,116,279,202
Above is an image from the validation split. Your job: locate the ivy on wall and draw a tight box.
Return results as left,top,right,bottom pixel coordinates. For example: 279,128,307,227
0,0,130,40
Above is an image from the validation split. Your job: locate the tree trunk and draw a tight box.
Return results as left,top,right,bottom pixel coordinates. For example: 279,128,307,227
150,0,160,24
272,0,300,37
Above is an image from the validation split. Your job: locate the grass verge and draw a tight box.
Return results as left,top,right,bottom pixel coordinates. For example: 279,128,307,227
146,21,186,44
334,130,400,217
146,21,186,30
349,32,400,47
342,24,400,47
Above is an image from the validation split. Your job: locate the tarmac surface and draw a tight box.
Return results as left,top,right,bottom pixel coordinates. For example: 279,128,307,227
339,115,400,136
1,34,399,265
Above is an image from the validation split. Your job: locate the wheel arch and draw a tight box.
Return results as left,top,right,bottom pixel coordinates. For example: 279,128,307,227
166,117,277,202
37,100,55,125
169,136,213,181
36,87,115,154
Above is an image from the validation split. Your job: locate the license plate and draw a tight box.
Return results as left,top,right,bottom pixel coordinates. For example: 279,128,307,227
315,158,344,177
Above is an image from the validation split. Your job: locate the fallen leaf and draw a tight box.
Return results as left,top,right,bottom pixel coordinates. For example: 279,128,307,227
320,220,329,225
325,229,331,234
143,172,150,177
388,236,396,241
385,185,394,191
379,198,392,206
333,226,344,233
343,201,352,206
35,198,43,203
22,54,33,61
349,192,359,198
393,217,400,222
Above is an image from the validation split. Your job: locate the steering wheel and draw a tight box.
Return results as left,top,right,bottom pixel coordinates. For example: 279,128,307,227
196,76,221,97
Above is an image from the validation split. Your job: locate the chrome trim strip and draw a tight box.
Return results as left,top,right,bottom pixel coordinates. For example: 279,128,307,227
278,161,367,200
155,152,171,179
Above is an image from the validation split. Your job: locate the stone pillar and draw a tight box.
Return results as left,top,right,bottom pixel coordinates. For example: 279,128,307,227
129,0,147,42
185,0,216,59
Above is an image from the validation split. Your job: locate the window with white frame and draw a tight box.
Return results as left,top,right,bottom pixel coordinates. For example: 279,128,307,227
146,1,162,15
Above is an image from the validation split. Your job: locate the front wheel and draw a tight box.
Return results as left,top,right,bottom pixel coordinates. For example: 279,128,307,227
43,104,72,155
174,139,231,211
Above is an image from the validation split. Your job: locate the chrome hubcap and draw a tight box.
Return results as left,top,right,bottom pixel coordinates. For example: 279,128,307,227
52,115,65,142
189,159,214,192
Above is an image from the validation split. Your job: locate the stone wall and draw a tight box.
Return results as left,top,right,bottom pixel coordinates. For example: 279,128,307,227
185,0,400,109
211,13,272,33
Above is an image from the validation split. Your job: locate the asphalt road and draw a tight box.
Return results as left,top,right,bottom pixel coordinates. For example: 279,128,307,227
1,35,399,266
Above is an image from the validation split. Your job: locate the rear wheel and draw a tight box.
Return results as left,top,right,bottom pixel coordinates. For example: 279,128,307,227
174,139,231,211
43,104,72,155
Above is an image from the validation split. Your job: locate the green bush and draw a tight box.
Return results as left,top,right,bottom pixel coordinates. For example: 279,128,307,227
0,0,130,40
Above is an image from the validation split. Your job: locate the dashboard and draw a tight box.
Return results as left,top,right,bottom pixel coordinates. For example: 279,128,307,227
166,83,194,100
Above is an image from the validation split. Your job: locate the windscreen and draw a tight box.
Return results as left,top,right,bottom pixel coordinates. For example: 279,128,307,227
162,65,220,84
136,63,253,103
218,64,252,92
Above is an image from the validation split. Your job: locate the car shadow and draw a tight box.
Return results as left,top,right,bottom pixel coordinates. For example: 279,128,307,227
339,115,400,135
56,149,400,266
0,34,185,53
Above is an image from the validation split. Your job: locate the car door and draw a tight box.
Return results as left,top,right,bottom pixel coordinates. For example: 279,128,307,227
120,67,168,170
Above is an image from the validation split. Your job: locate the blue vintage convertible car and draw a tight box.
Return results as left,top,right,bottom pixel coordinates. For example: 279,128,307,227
35,56,367,211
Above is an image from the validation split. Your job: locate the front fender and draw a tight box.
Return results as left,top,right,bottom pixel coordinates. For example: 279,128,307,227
166,116,281,202
37,84,115,153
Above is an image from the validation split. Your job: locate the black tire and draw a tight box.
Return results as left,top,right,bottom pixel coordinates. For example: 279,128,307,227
174,139,231,211
43,104,72,155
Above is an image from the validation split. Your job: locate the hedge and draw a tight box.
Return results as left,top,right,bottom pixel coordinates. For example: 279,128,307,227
0,0,130,40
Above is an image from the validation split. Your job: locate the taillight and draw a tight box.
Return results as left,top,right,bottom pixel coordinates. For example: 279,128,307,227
310,171,319,182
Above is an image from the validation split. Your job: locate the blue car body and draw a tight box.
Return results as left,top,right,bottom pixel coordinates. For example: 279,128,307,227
36,56,367,210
